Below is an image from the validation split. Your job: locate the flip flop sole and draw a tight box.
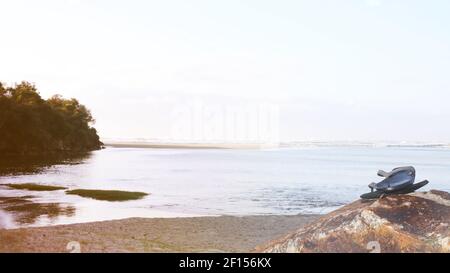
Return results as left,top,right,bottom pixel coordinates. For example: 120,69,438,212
360,180,429,200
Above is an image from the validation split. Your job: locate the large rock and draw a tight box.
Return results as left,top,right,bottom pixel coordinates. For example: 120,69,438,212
258,190,450,253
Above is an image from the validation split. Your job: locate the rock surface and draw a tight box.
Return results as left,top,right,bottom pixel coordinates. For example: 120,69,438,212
258,190,450,253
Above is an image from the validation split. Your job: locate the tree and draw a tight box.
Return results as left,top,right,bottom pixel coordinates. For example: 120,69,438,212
0,81,102,154
0,82,6,96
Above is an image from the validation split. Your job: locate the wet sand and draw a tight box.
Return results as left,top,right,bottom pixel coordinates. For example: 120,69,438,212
0,215,319,253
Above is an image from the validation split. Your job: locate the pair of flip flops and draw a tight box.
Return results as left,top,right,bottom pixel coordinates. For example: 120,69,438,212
360,166,429,200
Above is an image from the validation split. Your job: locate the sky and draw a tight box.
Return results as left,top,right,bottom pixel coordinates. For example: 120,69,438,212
1,0,450,143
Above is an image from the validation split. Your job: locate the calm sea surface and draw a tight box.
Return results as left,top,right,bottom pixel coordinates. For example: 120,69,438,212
1,146,449,227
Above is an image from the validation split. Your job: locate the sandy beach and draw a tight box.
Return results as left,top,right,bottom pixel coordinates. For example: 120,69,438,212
0,215,319,253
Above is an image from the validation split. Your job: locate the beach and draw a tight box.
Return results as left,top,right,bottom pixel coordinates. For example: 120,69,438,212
0,215,318,253
1,145,450,253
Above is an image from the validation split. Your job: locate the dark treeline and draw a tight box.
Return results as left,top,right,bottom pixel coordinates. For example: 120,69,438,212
0,81,102,155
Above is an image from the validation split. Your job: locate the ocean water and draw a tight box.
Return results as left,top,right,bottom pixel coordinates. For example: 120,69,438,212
1,146,449,227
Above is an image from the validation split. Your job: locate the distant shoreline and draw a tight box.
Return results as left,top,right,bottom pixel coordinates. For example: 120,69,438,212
104,142,276,150
103,141,450,150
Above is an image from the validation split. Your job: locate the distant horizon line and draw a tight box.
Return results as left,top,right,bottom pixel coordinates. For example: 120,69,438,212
101,138,450,149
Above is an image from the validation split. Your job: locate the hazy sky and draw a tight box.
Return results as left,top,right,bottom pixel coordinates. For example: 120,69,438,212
1,0,450,142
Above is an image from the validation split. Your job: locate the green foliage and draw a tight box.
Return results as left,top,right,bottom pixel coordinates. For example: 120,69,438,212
66,189,149,202
0,81,102,154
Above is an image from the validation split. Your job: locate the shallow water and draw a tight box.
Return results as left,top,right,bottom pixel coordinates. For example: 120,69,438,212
0,146,449,228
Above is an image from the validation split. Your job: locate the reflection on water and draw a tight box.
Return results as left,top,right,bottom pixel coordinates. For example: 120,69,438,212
0,153,87,228
0,153,92,176
0,196,75,225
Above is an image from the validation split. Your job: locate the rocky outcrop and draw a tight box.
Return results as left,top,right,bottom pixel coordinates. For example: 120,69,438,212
258,190,450,253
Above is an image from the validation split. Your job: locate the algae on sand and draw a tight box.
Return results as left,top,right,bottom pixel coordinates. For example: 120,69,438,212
66,189,148,202
2,183,67,191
